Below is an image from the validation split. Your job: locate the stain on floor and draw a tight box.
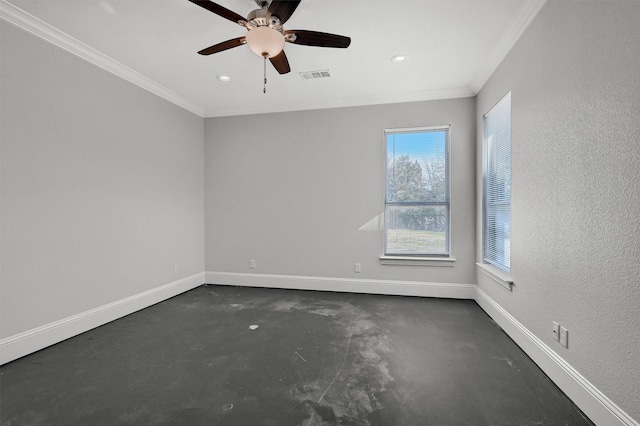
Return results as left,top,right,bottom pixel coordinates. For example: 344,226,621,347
0,285,594,426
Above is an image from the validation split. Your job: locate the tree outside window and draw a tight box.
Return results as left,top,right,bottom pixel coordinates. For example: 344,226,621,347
385,126,450,256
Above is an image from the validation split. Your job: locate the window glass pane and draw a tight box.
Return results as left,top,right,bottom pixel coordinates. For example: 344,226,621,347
385,205,449,254
384,126,450,256
386,131,448,203
483,92,511,271
485,203,511,269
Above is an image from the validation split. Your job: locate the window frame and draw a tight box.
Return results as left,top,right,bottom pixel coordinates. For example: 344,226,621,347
482,91,512,274
382,125,452,259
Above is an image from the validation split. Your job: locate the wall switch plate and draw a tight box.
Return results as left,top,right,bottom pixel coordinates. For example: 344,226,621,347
354,263,361,273
250,260,256,269
552,321,560,341
560,326,568,348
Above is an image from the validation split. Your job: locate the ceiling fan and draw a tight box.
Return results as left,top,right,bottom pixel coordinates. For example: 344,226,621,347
189,0,351,88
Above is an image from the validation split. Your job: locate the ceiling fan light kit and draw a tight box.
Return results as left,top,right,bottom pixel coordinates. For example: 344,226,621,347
245,26,285,58
188,0,351,92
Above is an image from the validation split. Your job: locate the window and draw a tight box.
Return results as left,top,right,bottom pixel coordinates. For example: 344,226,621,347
384,126,450,256
483,92,511,272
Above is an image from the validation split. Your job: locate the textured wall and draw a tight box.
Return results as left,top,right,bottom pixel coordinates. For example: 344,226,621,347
476,1,640,420
0,22,205,338
205,98,476,285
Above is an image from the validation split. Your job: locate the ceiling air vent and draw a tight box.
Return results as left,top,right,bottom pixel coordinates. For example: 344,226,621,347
299,69,331,80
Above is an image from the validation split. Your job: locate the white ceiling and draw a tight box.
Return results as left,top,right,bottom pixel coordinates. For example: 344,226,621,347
1,0,546,117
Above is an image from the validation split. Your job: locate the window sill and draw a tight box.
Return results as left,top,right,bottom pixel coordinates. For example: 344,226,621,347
380,256,456,267
476,262,513,291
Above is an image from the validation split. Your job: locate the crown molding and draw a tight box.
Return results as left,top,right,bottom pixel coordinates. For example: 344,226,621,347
0,0,206,117
469,0,547,94
203,86,476,118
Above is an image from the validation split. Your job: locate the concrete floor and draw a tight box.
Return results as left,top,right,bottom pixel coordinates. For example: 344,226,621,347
1,285,593,425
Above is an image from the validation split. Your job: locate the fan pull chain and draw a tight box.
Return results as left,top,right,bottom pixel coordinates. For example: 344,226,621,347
263,54,267,94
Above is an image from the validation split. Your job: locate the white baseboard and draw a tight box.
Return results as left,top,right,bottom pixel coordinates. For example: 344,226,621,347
0,272,205,365
475,288,639,426
2,270,636,426
204,271,477,300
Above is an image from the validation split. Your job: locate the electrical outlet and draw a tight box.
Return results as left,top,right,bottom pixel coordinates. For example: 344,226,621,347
250,259,256,269
354,263,361,273
552,321,560,341
560,326,569,348
173,265,178,274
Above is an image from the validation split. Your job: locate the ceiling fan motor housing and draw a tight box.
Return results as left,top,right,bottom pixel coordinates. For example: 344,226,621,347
246,7,282,30
244,2,286,57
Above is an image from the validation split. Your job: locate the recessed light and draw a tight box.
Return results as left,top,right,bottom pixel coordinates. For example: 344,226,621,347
216,74,231,82
391,54,409,63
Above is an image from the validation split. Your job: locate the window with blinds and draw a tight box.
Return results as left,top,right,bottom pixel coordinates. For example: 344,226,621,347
384,126,450,256
483,92,511,271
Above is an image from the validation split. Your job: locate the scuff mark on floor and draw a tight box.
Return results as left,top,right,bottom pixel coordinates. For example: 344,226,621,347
294,350,308,363
283,301,399,425
492,356,516,369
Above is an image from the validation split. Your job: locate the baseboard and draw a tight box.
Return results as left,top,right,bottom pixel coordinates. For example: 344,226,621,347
475,288,639,426
205,271,476,299
3,271,635,425
0,272,205,365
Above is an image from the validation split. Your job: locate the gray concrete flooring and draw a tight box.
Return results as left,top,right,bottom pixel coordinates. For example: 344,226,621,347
1,285,593,425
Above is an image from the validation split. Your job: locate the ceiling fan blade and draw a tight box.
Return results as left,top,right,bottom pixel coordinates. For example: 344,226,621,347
188,0,246,26
267,0,301,25
285,30,351,48
269,50,291,74
198,37,246,55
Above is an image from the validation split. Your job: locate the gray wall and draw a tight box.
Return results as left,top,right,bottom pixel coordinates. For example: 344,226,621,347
3,1,638,421
204,98,476,285
0,22,205,338
476,1,640,420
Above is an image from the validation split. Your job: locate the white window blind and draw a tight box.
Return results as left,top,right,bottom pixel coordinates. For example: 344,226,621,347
483,92,511,271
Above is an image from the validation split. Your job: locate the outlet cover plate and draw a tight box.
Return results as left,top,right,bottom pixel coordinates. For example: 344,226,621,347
560,326,568,348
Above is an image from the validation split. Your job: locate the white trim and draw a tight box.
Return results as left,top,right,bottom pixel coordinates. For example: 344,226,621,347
2,268,636,426
203,87,475,118
476,262,513,290
380,256,456,267
0,0,206,117
469,0,547,94
475,288,639,426
205,271,476,300
0,273,205,365
0,0,545,119
384,124,451,134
